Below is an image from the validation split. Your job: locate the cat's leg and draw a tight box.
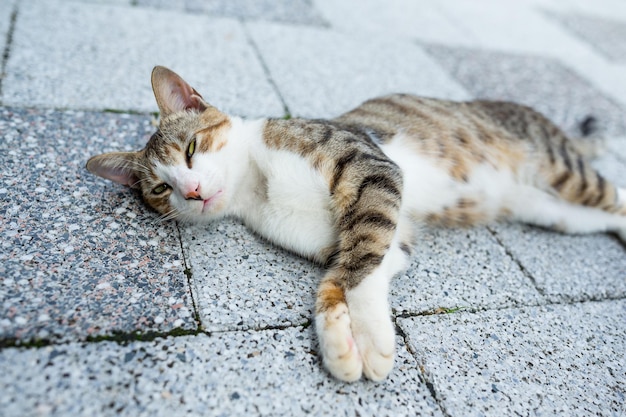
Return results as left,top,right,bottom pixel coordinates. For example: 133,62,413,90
315,170,412,382
309,125,413,381
315,232,411,381
508,185,626,240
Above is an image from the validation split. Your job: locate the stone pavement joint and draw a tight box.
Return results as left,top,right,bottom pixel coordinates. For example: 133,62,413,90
0,1,18,98
241,22,292,118
486,226,546,297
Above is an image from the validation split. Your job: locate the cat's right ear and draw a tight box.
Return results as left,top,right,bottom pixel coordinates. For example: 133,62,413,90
151,66,209,117
86,152,142,189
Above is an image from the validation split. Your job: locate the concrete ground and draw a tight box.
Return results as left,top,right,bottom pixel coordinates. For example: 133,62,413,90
1,0,625,416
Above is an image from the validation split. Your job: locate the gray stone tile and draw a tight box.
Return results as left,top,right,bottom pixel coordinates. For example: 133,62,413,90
73,0,131,5
592,146,626,186
185,224,542,330
180,220,320,331
399,300,626,417
187,0,326,26
0,328,443,417
435,0,585,55
391,227,544,315
546,0,626,22
2,0,284,117
549,12,626,63
134,0,326,25
0,108,196,344
424,44,626,137
489,152,626,303
313,0,475,45
0,0,16,59
247,22,469,119
490,224,626,302
606,137,626,159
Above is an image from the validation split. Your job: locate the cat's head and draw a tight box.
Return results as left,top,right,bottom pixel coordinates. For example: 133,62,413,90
86,66,236,222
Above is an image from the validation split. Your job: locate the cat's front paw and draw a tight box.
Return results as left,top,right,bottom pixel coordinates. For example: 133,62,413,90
315,302,396,382
315,302,363,382
351,313,395,381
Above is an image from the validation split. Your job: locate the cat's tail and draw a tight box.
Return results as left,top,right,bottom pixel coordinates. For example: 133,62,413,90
568,115,606,159
538,115,623,215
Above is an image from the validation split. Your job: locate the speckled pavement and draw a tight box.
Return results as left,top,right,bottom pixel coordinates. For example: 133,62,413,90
1,0,625,416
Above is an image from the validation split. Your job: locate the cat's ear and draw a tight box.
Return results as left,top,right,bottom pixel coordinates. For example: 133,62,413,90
86,152,142,189
151,66,209,117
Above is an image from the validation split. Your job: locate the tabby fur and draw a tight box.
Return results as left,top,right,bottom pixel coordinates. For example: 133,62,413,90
86,66,626,382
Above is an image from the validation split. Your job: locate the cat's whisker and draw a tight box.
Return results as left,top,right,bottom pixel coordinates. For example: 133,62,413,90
156,208,181,223
130,177,151,188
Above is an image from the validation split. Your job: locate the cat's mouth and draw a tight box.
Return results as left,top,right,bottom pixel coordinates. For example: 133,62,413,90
201,189,224,213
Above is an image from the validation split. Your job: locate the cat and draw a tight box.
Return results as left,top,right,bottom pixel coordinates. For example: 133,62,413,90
86,66,626,382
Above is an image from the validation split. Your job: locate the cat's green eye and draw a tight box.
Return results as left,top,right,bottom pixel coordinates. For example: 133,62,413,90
152,183,169,195
187,138,196,159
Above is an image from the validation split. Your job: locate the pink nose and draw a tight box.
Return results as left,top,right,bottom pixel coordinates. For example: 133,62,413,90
185,190,202,200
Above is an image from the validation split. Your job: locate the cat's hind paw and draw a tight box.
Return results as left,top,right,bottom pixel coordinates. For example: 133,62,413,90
315,302,363,382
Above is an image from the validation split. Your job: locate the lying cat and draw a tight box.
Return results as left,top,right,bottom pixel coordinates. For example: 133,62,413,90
86,66,626,382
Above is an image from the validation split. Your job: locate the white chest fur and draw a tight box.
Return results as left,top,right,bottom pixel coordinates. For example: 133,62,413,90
235,147,337,261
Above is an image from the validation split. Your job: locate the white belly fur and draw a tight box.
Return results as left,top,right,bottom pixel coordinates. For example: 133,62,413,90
381,134,518,221
242,148,336,260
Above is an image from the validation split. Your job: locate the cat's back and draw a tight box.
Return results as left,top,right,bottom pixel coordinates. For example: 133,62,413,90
333,93,540,144
334,94,462,139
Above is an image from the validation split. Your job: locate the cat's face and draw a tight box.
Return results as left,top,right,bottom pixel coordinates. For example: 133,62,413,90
140,109,233,221
86,66,235,222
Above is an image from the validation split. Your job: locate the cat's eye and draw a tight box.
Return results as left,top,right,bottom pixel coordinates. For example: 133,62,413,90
152,183,169,195
187,138,196,160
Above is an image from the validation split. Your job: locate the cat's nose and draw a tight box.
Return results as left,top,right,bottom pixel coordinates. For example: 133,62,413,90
185,190,203,201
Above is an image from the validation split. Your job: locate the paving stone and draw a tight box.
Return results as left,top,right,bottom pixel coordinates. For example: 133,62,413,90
391,227,543,315
180,220,320,331
543,0,626,22
247,22,470,119
313,0,474,45
432,0,626,110
67,0,326,26
133,0,326,25
0,107,196,344
0,0,17,76
489,224,626,303
2,0,284,117
606,136,626,158
435,0,582,55
424,44,626,137
183,220,541,329
549,12,626,63
399,300,626,417
0,328,443,417
592,144,626,184
183,224,542,330
0,0,16,60
489,152,626,303
73,0,131,5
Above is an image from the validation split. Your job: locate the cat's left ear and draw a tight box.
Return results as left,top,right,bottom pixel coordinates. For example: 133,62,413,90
151,66,209,117
86,152,142,189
